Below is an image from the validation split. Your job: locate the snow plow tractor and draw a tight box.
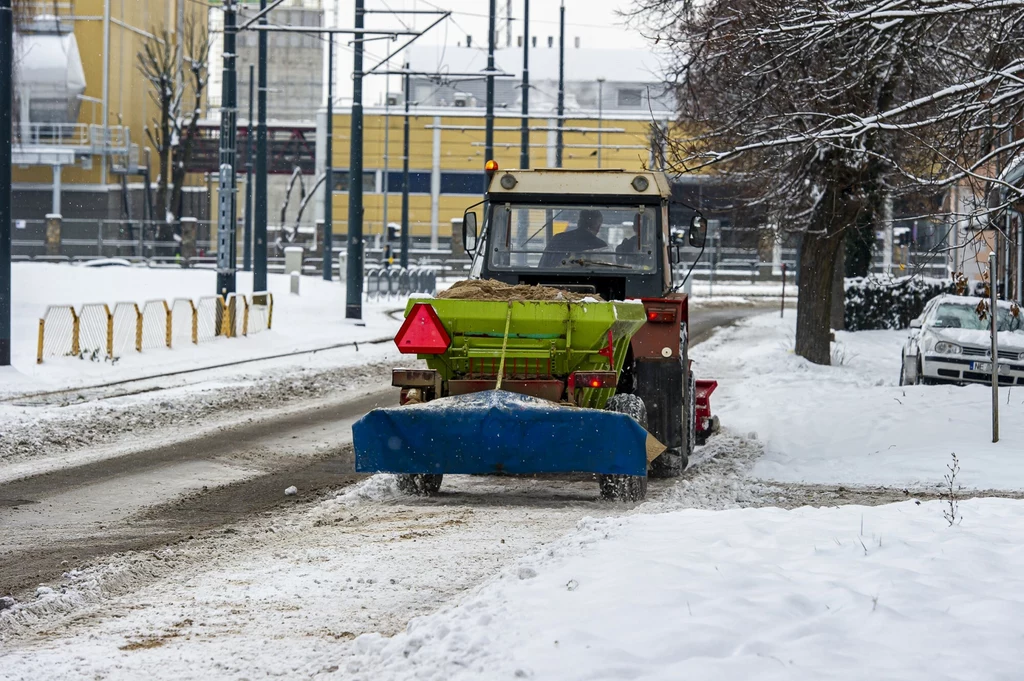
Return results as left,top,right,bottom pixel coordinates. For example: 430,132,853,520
353,168,719,501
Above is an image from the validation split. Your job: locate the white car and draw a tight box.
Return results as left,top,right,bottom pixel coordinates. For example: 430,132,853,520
901,294,1024,386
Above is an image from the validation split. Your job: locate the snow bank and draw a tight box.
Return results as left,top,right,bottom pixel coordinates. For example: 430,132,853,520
697,311,1024,490
339,499,1024,681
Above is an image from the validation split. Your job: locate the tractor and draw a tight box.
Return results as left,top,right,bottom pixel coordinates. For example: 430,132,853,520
353,168,718,501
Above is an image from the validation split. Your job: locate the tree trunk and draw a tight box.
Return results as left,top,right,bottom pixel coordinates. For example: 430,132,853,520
796,229,843,364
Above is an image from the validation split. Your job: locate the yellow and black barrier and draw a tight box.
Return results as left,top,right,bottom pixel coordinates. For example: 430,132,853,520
36,292,274,364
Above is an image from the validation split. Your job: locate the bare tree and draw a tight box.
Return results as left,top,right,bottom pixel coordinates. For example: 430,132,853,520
170,18,210,226
630,0,1024,364
137,17,209,243
137,26,178,239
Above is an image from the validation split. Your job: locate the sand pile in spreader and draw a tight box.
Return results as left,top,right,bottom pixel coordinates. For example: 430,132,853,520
437,279,603,302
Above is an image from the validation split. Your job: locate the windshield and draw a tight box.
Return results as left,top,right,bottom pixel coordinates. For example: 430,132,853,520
931,303,1023,332
487,203,658,272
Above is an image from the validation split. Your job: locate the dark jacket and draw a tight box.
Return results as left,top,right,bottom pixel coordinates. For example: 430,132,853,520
538,228,607,268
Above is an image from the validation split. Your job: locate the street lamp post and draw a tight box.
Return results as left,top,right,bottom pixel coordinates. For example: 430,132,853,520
0,0,12,365
596,77,604,168
323,35,334,281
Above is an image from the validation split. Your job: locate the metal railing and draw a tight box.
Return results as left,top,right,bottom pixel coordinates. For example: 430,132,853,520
14,122,133,155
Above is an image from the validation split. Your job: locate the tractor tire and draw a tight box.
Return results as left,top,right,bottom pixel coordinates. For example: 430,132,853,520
599,393,649,502
396,474,443,496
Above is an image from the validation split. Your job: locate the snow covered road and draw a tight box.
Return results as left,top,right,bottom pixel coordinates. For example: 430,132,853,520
5,308,1023,680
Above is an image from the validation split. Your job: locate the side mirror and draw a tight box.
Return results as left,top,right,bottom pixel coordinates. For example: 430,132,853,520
910,318,922,329
689,215,708,248
463,211,478,252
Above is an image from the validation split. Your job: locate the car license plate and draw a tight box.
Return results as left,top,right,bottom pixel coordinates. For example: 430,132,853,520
971,361,1011,375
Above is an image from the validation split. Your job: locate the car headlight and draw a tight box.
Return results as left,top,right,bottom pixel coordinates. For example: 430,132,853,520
934,341,962,355
1018,352,1024,362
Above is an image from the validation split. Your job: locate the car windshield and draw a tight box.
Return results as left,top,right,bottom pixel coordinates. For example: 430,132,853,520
931,303,1023,332
487,203,658,272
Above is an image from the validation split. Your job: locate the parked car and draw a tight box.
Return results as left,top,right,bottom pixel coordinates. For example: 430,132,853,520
901,294,1024,386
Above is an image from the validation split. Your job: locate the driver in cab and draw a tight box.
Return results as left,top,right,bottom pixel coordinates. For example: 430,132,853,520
538,209,606,268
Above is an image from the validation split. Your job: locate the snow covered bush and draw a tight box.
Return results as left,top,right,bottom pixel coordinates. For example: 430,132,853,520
844,275,955,331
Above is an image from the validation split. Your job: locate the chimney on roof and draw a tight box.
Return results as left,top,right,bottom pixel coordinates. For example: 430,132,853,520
574,36,580,48
467,35,473,48
547,36,553,48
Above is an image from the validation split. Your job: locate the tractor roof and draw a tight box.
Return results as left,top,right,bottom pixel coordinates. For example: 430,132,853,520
485,169,672,200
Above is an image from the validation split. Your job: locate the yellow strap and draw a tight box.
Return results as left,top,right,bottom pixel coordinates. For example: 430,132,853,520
494,302,513,391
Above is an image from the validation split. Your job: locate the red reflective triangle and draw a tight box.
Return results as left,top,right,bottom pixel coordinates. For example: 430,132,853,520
394,303,451,354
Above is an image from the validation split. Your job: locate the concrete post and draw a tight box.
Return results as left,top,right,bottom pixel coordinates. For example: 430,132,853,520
45,213,62,256
546,118,557,167
51,165,62,215
284,245,303,276
180,217,198,262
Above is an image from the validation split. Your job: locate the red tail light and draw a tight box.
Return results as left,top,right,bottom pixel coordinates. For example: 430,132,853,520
645,305,677,323
569,371,618,391
394,303,451,354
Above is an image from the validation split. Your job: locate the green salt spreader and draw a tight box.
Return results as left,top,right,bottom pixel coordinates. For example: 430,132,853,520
352,297,660,501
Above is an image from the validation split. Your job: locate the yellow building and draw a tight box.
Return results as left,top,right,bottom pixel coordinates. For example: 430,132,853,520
12,0,208,224
324,109,668,248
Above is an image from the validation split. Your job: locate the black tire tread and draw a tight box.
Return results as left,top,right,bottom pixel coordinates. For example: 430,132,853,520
600,393,648,502
396,474,443,496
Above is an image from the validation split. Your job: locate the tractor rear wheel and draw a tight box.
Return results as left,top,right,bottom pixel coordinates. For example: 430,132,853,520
396,474,443,496
599,394,649,502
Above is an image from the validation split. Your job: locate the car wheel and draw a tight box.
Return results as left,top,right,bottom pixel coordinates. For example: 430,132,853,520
915,358,938,386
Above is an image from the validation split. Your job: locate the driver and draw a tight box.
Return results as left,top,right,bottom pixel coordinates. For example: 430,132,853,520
616,214,640,263
538,209,607,267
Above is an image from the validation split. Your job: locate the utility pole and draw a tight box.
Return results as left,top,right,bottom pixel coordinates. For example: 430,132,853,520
401,68,411,269
596,77,604,168
0,0,12,365
990,251,999,443
243,64,254,272
254,0,268,292
382,72,391,245
216,0,238,296
346,0,365,320
555,1,564,167
323,36,334,281
485,0,496,165
519,0,529,170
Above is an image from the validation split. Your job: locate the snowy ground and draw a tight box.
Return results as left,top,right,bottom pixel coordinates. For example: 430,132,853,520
698,311,1024,490
4,306,1023,679
1,262,410,474
5,262,404,395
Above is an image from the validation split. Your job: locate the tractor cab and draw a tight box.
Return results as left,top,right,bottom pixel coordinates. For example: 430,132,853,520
463,168,707,301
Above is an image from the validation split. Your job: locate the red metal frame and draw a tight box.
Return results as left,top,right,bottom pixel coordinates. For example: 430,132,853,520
695,379,718,433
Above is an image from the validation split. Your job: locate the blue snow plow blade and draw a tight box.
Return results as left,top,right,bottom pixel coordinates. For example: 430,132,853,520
353,390,648,476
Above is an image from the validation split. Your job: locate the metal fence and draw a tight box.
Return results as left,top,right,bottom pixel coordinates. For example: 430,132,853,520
365,266,439,300
36,293,275,364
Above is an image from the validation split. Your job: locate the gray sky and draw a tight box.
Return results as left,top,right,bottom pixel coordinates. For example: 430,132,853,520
326,0,652,106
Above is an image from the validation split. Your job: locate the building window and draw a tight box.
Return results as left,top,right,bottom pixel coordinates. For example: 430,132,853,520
334,171,377,192
617,88,642,107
